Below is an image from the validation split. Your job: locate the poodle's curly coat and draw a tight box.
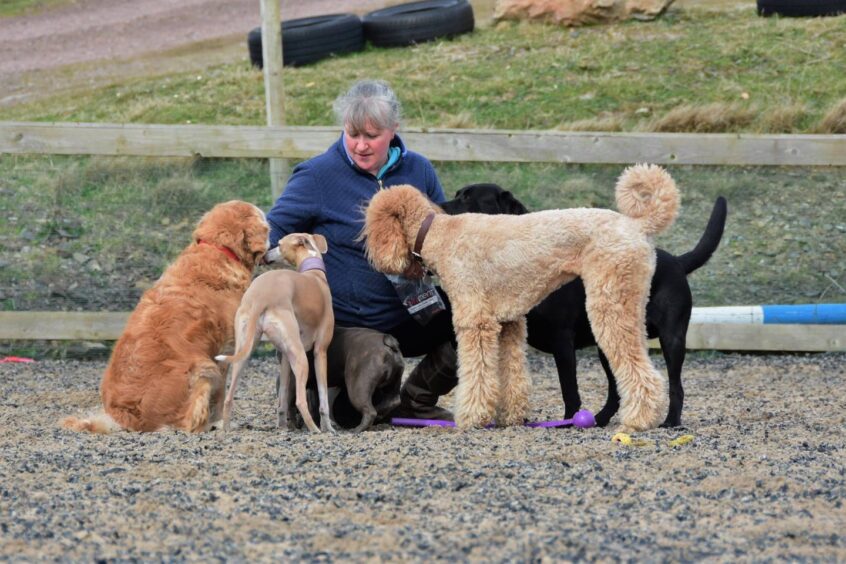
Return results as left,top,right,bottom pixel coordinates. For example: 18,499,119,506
363,164,680,432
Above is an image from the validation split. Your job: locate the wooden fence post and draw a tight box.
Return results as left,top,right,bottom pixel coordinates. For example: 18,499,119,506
260,0,289,201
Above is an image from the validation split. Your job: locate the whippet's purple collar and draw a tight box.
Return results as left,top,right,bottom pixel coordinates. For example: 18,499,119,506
298,257,326,273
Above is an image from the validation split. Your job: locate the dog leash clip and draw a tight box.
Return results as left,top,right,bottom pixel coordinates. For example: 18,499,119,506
404,254,426,280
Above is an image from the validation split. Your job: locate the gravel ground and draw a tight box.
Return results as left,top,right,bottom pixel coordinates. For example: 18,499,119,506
2,351,845,561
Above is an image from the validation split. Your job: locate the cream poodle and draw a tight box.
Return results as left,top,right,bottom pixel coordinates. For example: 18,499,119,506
362,164,680,432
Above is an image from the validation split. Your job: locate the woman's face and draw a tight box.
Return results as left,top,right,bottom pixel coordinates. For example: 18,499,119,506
344,119,396,176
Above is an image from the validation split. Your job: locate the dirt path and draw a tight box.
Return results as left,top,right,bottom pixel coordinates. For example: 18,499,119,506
0,0,401,107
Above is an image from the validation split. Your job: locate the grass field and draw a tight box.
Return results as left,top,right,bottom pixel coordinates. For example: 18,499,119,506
1,1,844,320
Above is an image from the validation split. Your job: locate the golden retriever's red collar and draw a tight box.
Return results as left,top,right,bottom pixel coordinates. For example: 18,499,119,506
405,211,435,279
197,239,240,265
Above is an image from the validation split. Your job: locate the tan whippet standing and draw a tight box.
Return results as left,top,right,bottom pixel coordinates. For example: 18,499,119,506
216,233,335,433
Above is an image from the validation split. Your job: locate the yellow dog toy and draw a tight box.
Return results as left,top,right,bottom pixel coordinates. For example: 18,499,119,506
612,433,694,447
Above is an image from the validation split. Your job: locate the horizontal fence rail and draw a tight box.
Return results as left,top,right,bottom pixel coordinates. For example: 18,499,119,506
3,121,846,165
1,312,844,352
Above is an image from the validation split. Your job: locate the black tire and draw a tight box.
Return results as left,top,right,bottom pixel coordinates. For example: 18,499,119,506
363,0,474,48
757,0,846,16
247,14,364,68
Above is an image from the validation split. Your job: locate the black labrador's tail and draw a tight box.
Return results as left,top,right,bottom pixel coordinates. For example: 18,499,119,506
676,196,728,274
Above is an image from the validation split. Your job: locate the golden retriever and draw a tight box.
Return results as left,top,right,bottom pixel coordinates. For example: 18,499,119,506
62,200,269,433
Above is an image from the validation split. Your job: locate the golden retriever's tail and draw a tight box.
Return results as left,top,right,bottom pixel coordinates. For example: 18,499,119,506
615,163,680,236
61,411,122,434
214,308,262,365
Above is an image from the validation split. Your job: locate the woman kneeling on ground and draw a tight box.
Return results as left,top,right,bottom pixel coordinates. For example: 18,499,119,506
266,79,457,423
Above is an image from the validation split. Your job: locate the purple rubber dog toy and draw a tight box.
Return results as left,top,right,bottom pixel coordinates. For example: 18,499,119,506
391,409,596,429
524,409,596,428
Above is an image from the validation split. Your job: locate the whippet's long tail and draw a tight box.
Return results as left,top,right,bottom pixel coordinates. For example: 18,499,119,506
615,163,680,237
215,308,263,365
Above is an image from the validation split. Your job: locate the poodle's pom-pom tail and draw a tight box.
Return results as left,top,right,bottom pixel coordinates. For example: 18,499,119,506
61,412,122,434
615,163,680,236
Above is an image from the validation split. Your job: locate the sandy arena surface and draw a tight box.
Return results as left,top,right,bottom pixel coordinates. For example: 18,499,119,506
2,351,845,560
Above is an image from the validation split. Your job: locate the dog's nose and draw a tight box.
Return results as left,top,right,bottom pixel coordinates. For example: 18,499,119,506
264,247,282,263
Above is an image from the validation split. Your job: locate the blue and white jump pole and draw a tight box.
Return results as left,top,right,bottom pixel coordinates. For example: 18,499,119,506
690,304,846,325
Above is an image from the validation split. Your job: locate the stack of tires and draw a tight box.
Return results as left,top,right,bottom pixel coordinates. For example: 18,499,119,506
757,0,846,17
247,0,475,68
247,14,364,68
362,0,475,48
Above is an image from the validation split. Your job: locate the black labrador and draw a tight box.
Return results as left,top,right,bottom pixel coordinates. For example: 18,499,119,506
441,183,727,427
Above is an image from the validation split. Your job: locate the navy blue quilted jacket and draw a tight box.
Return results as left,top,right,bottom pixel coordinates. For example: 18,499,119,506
266,133,445,331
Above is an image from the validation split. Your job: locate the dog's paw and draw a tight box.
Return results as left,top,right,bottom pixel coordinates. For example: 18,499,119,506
660,415,683,428
618,403,663,433
455,412,494,430
499,409,527,427
593,409,614,428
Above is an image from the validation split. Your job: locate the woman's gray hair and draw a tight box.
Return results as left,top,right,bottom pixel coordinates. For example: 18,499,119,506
333,79,401,133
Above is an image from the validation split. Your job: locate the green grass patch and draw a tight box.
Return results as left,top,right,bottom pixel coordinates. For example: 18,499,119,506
0,155,271,312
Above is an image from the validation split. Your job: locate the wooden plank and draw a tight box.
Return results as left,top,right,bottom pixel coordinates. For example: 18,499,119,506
0,311,129,340
260,0,289,200
1,313,844,351
407,129,846,166
2,121,846,166
0,122,337,159
647,324,846,352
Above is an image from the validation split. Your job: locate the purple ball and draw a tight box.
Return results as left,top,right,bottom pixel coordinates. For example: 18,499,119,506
573,409,596,428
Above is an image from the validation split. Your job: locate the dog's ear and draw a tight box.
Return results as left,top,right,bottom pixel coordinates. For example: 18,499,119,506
364,212,410,274
455,184,492,201
193,200,251,254
193,201,269,266
311,234,328,254
362,187,415,275
499,190,529,215
453,186,470,199
246,223,270,263
238,205,270,266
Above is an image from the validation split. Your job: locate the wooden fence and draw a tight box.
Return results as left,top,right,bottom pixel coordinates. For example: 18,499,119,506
2,121,845,352
3,121,846,165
